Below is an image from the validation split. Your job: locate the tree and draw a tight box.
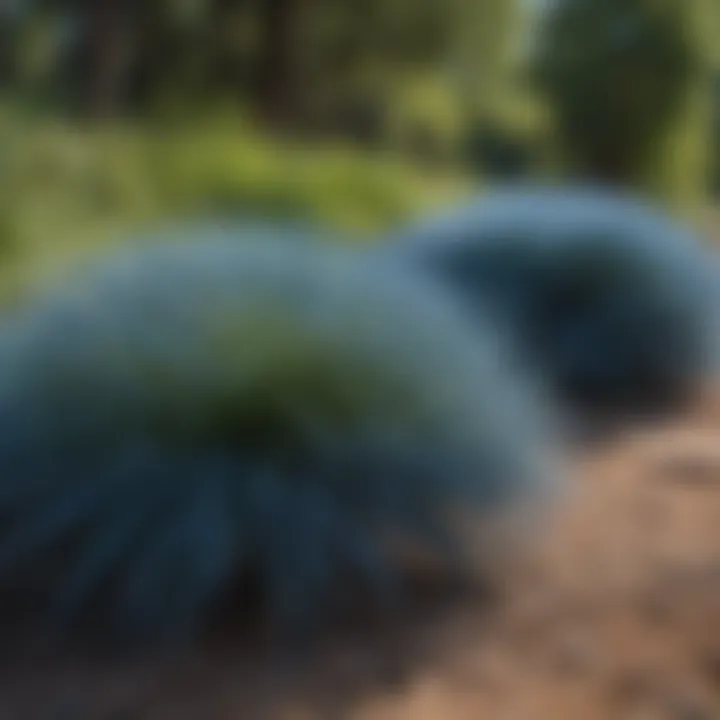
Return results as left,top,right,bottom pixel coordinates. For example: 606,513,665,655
533,0,715,201
80,0,136,119
0,0,523,145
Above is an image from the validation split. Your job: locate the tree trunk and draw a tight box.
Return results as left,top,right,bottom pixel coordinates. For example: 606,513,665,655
81,0,134,120
255,0,302,129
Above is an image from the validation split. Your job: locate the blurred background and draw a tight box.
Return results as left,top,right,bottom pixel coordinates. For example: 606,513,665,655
0,0,718,294
0,4,719,718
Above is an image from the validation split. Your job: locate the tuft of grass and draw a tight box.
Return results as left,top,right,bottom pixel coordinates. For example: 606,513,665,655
380,184,720,428
0,232,558,647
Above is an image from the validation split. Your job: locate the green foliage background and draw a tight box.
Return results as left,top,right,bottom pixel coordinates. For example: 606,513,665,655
0,0,717,300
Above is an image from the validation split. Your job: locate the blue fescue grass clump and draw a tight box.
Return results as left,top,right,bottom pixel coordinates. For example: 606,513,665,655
380,184,720,425
0,232,558,647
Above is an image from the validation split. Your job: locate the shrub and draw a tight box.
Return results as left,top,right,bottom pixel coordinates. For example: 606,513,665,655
380,185,720,427
143,125,440,234
0,110,457,272
0,232,558,646
532,0,714,203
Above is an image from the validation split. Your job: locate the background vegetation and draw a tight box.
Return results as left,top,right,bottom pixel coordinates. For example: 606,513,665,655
0,0,718,293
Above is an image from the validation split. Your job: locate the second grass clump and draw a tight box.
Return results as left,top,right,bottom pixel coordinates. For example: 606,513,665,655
380,185,720,429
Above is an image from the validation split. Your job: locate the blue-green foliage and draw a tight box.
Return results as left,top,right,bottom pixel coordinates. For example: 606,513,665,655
0,232,556,645
381,185,720,423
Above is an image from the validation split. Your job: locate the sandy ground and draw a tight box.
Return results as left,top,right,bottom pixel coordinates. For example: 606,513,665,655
0,393,719,719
